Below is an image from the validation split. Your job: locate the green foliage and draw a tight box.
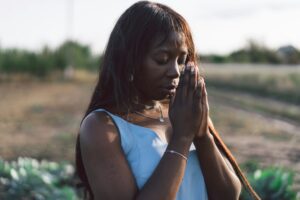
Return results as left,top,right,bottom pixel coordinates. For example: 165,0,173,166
54,40,98,71
228,40,281,64
201,40,300,64
0,49,53,77
1,39,299,78
0,157,80,200
200,54,229,63
0,157,298,199
241,161,298,200
0,40,100,77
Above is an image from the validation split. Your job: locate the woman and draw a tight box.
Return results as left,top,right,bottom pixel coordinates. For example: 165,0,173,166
75,1,260,200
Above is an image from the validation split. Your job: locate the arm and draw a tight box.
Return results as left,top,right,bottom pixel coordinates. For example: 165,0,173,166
193,132,242,200
79,111,194,200
193,74,241,199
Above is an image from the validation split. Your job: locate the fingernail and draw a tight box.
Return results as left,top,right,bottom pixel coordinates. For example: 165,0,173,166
187,62,193,68
186,65,190,71
180,66,185,75
190,67,195,75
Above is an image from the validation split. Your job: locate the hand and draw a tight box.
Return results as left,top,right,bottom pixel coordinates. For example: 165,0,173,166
168,62,203,141
195,71,210,139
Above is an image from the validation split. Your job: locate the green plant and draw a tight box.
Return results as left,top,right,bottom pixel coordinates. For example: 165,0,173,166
241,161,298,200
0,157,79,200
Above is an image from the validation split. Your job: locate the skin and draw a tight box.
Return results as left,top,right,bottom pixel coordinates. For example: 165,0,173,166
79,32,241,200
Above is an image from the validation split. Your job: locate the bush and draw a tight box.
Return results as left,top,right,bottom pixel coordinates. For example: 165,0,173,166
241,161,298,200
0,157,80,200
1,157,298,199
0,41,100,78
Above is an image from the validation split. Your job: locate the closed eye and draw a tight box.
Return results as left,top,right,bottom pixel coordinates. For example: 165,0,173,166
155,54,169,65
178,55,187,65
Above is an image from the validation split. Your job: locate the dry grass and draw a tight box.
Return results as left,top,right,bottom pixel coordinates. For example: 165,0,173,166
200,63,300,105
0,71,97,162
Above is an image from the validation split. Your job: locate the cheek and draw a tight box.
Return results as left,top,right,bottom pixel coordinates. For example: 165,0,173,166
139,66,161,84
138,76,160,97
143,76,158,91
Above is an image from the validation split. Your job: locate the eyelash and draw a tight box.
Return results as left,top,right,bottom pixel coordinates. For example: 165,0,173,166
156,59,168,65
156,57,186,65
178,57,186,65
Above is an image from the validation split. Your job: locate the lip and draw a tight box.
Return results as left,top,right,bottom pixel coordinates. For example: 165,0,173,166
165,85,177,90
161,85,177,95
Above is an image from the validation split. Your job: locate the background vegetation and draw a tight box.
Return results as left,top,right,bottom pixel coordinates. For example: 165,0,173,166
0,40,299,199
1,39,300,78
200,40,300,65
0,40,99,77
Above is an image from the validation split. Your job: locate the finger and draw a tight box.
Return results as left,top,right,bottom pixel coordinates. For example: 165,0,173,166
196,75,204,92
197,74,204,86
202,82,209,112
168,92,175,108
199,82,207,128
200,82,209,123
182,63,191,98
201,81,206,104
175,69,185,104
188,63,196,98
195,64,200,78
193,78,202,102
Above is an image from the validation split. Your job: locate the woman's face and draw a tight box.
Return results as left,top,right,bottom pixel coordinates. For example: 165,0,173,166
135,31,188,101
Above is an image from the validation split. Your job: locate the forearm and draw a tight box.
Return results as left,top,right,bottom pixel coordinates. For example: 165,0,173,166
193,133,241,200
136,136,193,200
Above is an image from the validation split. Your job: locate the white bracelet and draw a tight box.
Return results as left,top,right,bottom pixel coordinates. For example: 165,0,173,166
166,149,188,161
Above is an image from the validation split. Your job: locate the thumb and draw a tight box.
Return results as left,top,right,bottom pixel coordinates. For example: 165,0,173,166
168,94,175,109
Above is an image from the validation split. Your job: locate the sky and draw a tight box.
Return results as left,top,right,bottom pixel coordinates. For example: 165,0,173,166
0,0,300,55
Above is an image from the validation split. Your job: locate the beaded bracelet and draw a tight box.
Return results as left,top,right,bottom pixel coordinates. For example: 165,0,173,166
165,149,188,161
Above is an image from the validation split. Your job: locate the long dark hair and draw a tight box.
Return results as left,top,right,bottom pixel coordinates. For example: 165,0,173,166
75,1,260,199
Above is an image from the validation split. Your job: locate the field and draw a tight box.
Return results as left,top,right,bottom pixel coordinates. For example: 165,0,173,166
0,64,299,190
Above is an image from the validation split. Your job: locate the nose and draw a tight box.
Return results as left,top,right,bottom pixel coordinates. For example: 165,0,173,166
166,60,180,79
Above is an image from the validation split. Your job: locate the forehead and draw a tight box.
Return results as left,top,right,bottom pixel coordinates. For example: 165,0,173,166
150,32,187,53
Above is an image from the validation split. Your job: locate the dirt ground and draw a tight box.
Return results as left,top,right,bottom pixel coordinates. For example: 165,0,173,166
0,76,299,190
208,89,300,191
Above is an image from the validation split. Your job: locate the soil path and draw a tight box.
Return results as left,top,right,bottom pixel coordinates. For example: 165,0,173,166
208,88,300,191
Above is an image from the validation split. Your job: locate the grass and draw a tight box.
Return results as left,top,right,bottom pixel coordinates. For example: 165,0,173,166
200,63,300,105
207,87,300,124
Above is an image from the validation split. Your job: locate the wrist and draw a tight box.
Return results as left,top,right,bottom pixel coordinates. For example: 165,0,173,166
194,131,213,145
165,149,188,161
168,135,193,157
171,134,194,147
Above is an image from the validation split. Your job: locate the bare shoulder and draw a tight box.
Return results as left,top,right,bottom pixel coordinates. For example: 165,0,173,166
79,111,120,148
79,111,138,199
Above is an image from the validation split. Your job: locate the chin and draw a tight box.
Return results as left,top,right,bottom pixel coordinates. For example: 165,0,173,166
145,90,172,101
155,92,171,101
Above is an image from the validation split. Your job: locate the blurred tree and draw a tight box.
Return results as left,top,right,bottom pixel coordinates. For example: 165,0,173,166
277,45,300,64
228,40,281,64
54,40,93,70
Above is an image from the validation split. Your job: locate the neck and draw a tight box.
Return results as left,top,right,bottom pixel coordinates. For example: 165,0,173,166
132,100,165,123
129,92,158,111
133,100,159,111
109,98,160,116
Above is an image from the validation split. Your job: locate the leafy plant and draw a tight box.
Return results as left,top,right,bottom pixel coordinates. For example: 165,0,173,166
0,157,80,200
241,161,298,200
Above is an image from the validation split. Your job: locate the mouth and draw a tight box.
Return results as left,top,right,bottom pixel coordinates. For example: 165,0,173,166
166,85,177,90
161,85,177,96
